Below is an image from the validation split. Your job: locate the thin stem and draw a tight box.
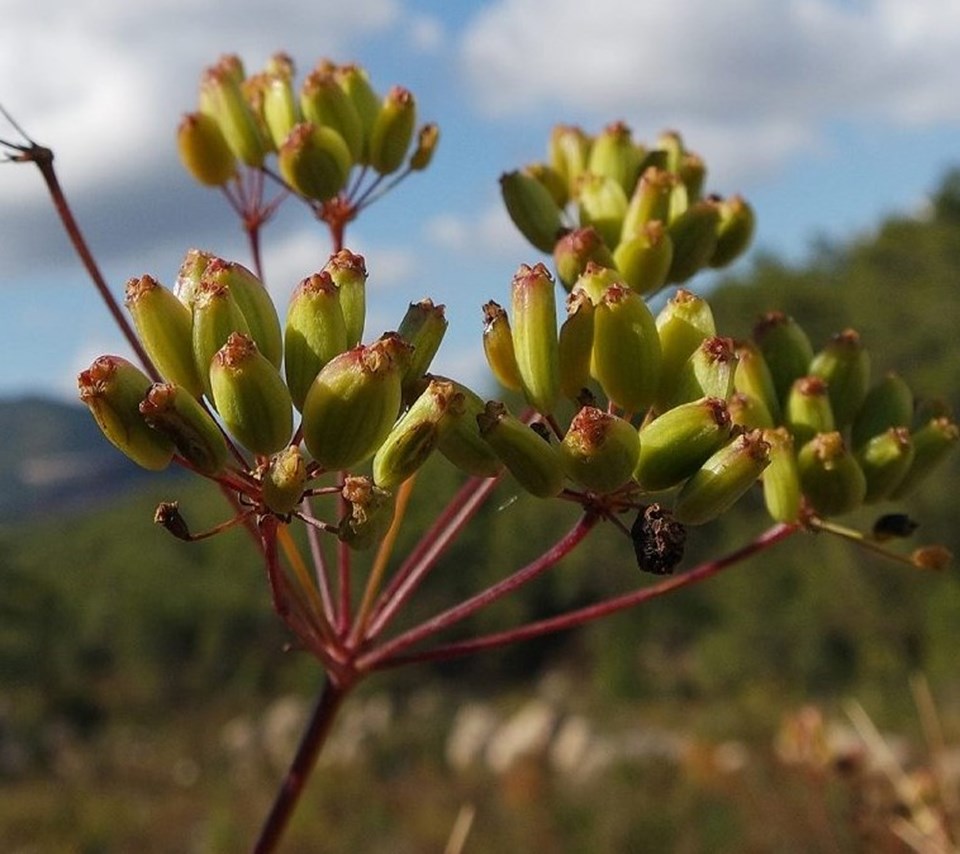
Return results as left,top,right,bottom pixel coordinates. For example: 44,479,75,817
276,524,336,645
336,471,352,636
300,496,336,625
253,673,351,854
372,522,799,670
358,512,599,671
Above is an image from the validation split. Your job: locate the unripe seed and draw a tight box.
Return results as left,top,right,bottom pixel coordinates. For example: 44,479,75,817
482,301,523,392
300,67,364,160
338,475,395,551
760,427,801,523
856,427,914,503
666,335,737,408
709,195,755,268
809,329,870,429
851,371,914,451
587,121,641,195
324,249,367,348
784,376,835,447
177,112,236,187
554,227,616,291
576,172,628,250
612,221,673,297
334,64,381,165
559,406,640,494
753,311,815,407
558,290,595,401
174,248,214,310
733,339,782,425
666,200,720,284
397,298,447,399
192,278,250,402
548,124,591,197
409,123,439,171
369,85,416,175
262,72,301,150
621,167,674,240
797,431,867,517
655,288,717,411
511,263,561,415
260,445,308,515
889,416,959,499
278,122,352,202
200,63,266,167
477,402,563,498
500,170,566,254
140,382,228,475
427,376,504,478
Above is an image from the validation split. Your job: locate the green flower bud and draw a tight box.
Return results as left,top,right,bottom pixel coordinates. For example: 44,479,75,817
655,288,717,410
333,64,381,165
300,68,364,160
889,416,959,499
612,221,673,297
192,278,250,402
260,445,308,516
278,122,352,203
784,376,835,447
302,334,409,471
673,429,771,525
202,258,283,369
428,376,504,478
368,85,416,175
125,275,203,398
549,124,592,197
210,333,293,456
558,289,595,401
592,284,662,414
284,271,348,412
635,397,732,491
797,431,867,517
511,263,561,415
587,121,641,195
576,173,628,250
139,382,228,476
500,169,566,254
809,328,871,429
559,406,640,494
553,227,616,291
477,402,563,498
200,63,266,168
760,427,801,523
482,301,523,392
324,249,367,349
709,195,756,268
621,167,674,241
733,339,782,425
174,248,214,310
373,378,464,490
666,335,738,408
856,427,914,503
78,356,174,471
262,72,301,150
678,152,706,201
397,298,447,398
571,262,622,305
338,475,395,551
752,311,815,407
851,372,914,451
728,392,775,431
409,123,440,171
177,112,236,187
666,200,721,284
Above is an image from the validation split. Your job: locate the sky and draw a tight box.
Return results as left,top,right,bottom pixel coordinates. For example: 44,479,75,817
3,0,960,401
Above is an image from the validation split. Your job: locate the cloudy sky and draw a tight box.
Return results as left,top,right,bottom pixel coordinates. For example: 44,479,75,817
3,0,960,400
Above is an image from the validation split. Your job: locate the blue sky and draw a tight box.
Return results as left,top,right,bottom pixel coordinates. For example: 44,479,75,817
3,0,960,400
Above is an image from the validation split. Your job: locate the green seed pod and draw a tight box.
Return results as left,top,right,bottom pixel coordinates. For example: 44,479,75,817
210,333,293,456
655,288,717,410
621,167,675,241
613,221,674,297
78,356,174,471
666,200,721,284
124,275,203,398
278,122,352,203
655,129,685,174
302,334,409,471
477,402,563,498
752,311,815,407
678,152,707,202
260,445,308,516
482,301,523,392
284,271,348,412
558,289,595,401
139,382,228,476
809,329,871,429
174,248,214,310
549,124,592,197
397,298,447,398
333,64,381,164
760,427,801,523
409,123,440,171
797,431,867,517
733,339,783,425
203,258,283,369
324,249,367,348
428,376,504,478
524,162,569,209
592,284,662,414
192,278,250,402
666,336,738,408
368,85,416,175
784,376,835,447
889,416,959,499
300,67,364,160
262,72,301,150
240,73,277,155
709,195,756,268
571,262,623,305
177,112,236,187
265,52,295,78
576,172,628,250
373,378,464,490
511,263,561,415
199,63,267,168
587,121,641,195
338,475,395,551
673,429,770,525
635,397,732,491
728,391,775,431
553,227,616,291
851,372,914,451
856,427,914,503
559,406,640,494
500,169,566,254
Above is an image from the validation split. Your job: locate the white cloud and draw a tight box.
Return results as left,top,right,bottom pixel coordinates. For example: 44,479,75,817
407,14,445,53
425,203,529,259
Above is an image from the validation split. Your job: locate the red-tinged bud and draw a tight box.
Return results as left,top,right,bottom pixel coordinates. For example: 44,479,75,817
500,169,566,254
655,288,717,409
613,221,673,297
125,275,203,398
587,121,641,195
78,356,174,471
728,392,775,430
300,67,364,160
559,406,640,494
409,123,439,171
733,339,783,425
635,397,732,491
709,195,755,268
477,402,563,498
549,124,592,197
262,72,301,150
210,333,293,456
301,335,409,471
571,262,622,305
558,290,595,401
851,372,914,451
397,298,447,398
621,167,675,241
260,445,308,515
753,311,815,407
666,200,720,284
857,427,914,503
192,278,250,403
177,112,236,187
576,172,628,250
889,416,959,499
323,249,367,349
511,263,561,415
284,272,348,411
553,227,616,291
334,64,381,164
338,475,395,551
199,64,267,168
592,285,662,414
797,431,867,517
665,335,738,408
369,85,416,175
174,248,214,310
784,376,835,447
761,427,801,523
140,383,228,476
482,301,523,392
278,122,352,203
809,329,870,429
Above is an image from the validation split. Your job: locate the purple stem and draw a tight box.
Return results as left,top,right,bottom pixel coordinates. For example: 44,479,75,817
300,496,336,625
